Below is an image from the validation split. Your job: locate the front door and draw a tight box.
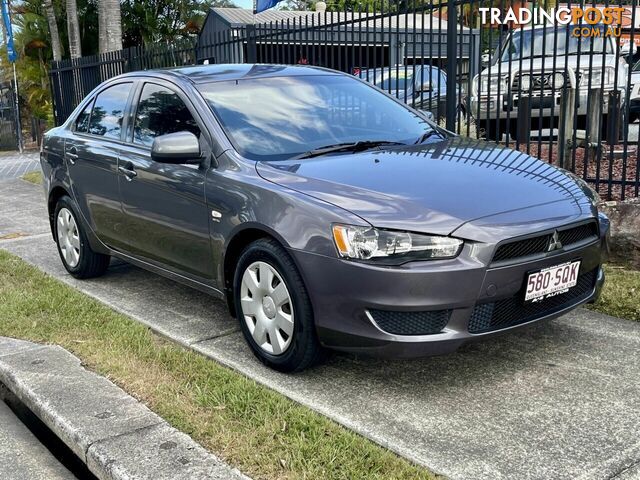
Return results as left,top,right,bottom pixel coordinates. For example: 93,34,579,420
66,82,133,247
116,81,213,281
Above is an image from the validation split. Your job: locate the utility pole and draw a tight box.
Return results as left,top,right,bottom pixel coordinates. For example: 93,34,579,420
11,62,21,152
1,0,22,152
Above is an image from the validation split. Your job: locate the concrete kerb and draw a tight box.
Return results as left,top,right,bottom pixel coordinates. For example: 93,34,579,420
0,337,249,480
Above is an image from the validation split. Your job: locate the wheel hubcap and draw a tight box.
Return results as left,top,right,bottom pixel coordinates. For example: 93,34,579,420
240,261,294,355
56,208,80,268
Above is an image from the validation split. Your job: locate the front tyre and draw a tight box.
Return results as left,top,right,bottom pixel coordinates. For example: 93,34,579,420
54,196,110,279
234,238,321,372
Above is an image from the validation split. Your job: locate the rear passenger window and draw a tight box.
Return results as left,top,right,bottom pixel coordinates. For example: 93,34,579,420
133,83,200,147
75,100,93,133
88,83,132,140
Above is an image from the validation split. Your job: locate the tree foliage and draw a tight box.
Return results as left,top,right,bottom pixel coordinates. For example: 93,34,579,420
122,0,234,47
1,0,237,131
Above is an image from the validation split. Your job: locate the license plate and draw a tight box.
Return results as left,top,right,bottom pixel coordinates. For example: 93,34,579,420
524,260,581,303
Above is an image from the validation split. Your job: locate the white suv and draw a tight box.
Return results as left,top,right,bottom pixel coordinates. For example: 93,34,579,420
470,24,628,141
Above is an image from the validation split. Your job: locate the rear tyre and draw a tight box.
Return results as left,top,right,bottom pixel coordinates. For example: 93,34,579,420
54,196,110,279
233,238,321,372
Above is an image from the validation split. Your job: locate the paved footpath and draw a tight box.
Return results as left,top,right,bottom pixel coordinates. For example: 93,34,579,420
2,178,640,480
0,401,74,480
0,152,39,181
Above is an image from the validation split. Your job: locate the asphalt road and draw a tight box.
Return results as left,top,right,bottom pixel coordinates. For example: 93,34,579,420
0,401,74,480
2,179,640,480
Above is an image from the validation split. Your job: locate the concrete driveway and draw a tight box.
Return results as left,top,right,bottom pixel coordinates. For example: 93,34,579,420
1,178,640,480
0,152,39,182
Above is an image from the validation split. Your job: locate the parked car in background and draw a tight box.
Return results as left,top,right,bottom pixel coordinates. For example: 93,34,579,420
41,64,608,373
628,58,640,122
358,65,448,117
470,24,628,141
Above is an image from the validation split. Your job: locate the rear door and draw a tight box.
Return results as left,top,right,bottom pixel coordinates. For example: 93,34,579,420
65,81,134,247
116,80,214,280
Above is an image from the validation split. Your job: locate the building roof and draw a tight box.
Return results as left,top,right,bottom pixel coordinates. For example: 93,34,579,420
209,7,470,32
212,8,317,26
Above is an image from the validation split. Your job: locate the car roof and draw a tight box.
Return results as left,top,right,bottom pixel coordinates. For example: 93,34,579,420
118,63,341,85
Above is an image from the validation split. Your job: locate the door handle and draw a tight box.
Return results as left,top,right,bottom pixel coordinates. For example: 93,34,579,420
66,146,78,165
118,165,137,181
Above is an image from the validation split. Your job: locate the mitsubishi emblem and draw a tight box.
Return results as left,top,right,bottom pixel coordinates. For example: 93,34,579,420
547,230,563,252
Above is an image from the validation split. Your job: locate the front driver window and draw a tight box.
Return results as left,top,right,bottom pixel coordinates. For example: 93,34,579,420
133,83,200,147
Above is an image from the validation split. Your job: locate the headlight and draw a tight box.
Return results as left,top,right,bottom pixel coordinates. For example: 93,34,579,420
480,76,506,94
332,224,463,264
580,67,615,87
552,72,564,88
474,74,508,96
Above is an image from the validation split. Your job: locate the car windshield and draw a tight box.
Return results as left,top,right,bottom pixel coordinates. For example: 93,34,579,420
499,26,613,63
197,75,431,160
633,59,640,72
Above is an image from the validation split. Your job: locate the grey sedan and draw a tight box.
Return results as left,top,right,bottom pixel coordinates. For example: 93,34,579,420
41,64,609,372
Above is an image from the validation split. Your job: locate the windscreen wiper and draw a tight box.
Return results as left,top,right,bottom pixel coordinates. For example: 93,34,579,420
414,129,446,144
295,140,407,159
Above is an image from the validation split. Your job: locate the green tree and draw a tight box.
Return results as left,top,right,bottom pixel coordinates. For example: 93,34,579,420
0,0,56,127
122,0,235,47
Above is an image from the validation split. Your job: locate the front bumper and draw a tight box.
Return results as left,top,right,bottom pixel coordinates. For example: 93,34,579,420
470,90,600,121
290,218,609,358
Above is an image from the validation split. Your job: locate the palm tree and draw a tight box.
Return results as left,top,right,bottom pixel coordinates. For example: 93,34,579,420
66,0,81,58
99,0,122,54
43,0,62,61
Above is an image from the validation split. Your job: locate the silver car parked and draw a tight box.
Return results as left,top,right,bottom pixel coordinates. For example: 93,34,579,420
470,24,628,141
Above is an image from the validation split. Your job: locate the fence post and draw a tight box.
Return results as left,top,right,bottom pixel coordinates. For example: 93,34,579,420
557,87,576,169
246,24,257,64
587,88,602,160
445,0,457,131
517,96,531,145
606,89,621,144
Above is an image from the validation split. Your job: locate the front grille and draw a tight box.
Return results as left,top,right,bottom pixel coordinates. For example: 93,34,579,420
468,268,597,334
558,223,597,246
369,309,450,335
492,221,598,263
511,72,568,95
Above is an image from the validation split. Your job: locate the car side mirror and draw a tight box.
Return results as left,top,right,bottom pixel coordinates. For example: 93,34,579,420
151,131,201,164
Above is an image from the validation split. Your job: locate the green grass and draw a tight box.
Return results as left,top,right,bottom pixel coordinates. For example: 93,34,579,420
22,170,42,184
0,250,436,480
587,264,640,321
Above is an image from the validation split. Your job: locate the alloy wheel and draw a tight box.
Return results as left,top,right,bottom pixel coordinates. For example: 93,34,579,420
240,261,294,355
56,207,80,268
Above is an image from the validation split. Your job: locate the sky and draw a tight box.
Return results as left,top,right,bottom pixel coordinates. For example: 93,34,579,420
235,0,254,8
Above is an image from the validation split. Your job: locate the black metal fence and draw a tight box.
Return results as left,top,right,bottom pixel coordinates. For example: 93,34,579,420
0,83,17,151
49,1,640,200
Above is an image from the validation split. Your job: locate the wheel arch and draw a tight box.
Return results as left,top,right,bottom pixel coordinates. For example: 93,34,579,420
222,225,292,317
47,185,71,238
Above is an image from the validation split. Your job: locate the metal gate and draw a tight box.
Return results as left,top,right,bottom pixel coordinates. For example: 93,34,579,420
0,82,17,151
